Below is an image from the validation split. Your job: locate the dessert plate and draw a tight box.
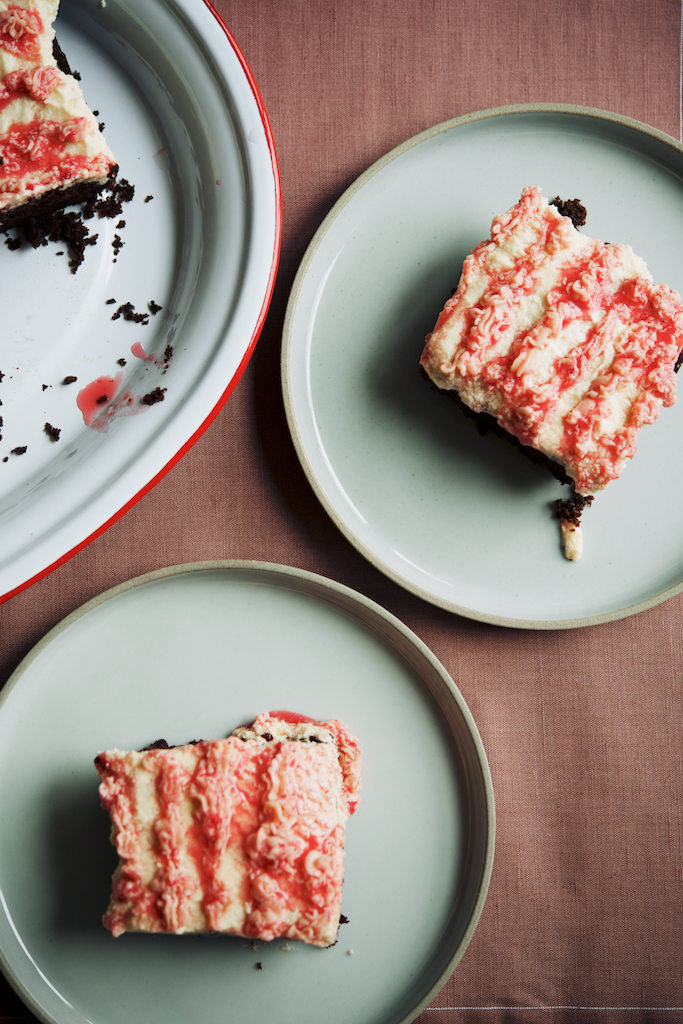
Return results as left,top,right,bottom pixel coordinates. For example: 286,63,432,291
0,561,494,1024
282,104,683,628
0,0,280,603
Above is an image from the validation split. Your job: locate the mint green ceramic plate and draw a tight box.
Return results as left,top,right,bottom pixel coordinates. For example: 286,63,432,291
283,104,683,628
0,561,494,1024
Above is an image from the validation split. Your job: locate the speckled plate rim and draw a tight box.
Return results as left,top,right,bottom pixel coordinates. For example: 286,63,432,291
281,102,683,630
0,559,495,1024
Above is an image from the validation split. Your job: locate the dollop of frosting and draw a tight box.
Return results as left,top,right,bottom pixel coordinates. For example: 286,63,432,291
0,64,57,107
0,5,42,60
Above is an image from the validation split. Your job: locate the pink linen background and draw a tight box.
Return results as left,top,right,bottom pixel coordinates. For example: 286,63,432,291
2,0,683,1022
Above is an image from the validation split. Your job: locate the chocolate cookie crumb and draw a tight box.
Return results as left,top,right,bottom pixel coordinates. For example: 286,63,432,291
149,300,162,315
87,177,135,220
21,207,100,272
105,297,116,304
5,235,21,250
144,195,153,202
2,457,7,463
44,422,61,442
10,446,27,455
255,963,262,970
62,375,78,384
141,386,166,405
117,358,127,366
340,914,349,924
550,196,587,229
554,493,594,526
42,384,48,391
112,302,149,324
96,394,108,404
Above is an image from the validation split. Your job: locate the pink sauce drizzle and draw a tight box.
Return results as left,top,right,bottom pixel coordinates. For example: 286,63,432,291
0,118,110,188
268,711,320,724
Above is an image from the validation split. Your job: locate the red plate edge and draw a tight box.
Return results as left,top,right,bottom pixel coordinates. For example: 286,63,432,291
0,1,283,607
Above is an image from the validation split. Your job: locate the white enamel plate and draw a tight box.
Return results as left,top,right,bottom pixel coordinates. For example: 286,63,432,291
0,0,280,602
282,104,683,628
0,561,494,1024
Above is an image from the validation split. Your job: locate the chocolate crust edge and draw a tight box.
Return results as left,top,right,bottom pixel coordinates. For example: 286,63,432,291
0,169,118,237
52,36,73,77
418,364,573,486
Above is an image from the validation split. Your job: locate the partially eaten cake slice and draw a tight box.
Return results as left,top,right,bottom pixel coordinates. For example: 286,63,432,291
95,713,362,948
420,185,683,559
0,0,117,240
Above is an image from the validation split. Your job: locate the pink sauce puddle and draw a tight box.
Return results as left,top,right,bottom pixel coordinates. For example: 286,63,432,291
76,374,123,427
76,372,149,433
77,350,172,431
130,342,158,364
268,711,320,724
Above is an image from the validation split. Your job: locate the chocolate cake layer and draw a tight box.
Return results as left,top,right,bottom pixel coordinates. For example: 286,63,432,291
418,364,573,486
0,170,114,236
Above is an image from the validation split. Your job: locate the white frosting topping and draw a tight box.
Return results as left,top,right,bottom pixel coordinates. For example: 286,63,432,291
95,715,362,947
421,186,683,496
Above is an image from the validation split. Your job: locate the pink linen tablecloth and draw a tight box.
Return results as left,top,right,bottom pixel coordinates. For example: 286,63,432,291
2,1,683,1022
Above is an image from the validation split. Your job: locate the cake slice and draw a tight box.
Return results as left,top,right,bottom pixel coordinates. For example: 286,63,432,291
95,713,362,948
420,185,683,558
0,0,117,245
